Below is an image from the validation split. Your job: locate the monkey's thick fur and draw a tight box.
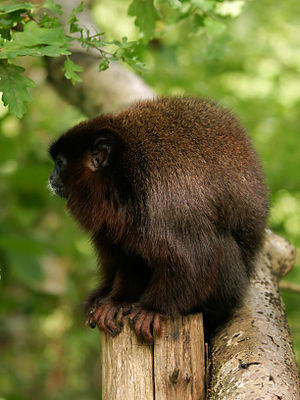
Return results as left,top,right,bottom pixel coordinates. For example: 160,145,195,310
49,97,269,342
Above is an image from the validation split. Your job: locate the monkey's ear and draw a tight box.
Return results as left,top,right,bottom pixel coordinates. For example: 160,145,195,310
88,136,113,171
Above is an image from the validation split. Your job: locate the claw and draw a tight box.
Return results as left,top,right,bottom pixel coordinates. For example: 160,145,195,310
89,318,96,329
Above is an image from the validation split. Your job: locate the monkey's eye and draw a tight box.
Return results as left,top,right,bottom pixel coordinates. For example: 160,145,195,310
55,156,66,169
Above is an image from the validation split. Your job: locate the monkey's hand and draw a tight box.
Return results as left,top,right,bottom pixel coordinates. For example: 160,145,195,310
128,305,162,344
87,301,131,337
87,302,163,343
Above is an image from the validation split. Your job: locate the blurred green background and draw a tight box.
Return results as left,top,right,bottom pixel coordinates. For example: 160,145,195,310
0,0,299,399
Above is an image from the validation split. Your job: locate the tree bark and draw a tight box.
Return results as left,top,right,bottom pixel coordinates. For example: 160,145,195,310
45,1,300,398
208,231,299,399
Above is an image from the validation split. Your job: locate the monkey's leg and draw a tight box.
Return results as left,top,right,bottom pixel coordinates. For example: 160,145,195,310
129,233,249,343
84,262,117,319
87,256,151,336
127,260,201,343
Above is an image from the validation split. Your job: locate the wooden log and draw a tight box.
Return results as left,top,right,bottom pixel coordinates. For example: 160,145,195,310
100,313,205,400
100,317,153,400
154,314,205,400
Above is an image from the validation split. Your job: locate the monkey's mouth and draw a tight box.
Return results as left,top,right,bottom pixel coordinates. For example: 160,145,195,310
48,181,68,199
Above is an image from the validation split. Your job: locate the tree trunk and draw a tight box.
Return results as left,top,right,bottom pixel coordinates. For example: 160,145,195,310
45,1,300,398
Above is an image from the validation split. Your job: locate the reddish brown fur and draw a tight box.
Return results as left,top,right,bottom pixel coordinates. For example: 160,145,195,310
49,97,269,341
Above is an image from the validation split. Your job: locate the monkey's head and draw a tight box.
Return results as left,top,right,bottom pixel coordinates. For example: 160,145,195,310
48,121,126,233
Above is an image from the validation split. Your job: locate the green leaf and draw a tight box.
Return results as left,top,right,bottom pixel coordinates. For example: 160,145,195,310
63,57,83,85
0,3,36,15
68,1,84,22
37,13,62,29
0,61,35,118
99,60,109,72
0,21,71,59
43,0,62,15
128,0,160,41
67,1,84,33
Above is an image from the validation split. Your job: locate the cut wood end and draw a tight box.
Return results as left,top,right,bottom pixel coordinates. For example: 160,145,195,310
264,230,297,278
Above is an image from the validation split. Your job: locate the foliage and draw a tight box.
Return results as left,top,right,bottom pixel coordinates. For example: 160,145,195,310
0,0,239,118
0,0,300,399
0,62,35,118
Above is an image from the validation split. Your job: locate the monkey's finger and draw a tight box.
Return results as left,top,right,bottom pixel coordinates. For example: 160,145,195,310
85,305,99,328
93,305,104,325
129,308,142,325
122,305,134,316
96,305,114,335
87,307,102,328
153,314,162,337
140,313,154,343
133,312,147,342
115,307,125,329
105,307,121,336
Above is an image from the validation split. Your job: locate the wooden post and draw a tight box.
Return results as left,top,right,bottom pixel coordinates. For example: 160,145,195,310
100,313,205,400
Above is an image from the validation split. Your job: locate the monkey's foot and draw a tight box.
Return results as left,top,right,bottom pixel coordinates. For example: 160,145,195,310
87,303,130,337
129,307,162,344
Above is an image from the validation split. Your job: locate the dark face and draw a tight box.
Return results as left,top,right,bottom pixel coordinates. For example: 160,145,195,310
48,126,119,201
49,155,68,198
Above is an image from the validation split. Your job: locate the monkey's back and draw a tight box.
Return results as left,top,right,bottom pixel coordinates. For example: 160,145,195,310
109,98,262,181
95,98,268,265
105,97,267,218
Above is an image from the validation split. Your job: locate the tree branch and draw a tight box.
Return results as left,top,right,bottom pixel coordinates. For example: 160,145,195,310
45,0,155,117
280,281,300,295
208,230,299,399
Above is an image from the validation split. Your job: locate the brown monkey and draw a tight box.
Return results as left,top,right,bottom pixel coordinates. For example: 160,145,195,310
49,97,269,343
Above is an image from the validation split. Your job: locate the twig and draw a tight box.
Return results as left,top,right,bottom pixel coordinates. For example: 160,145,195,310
279,281,300,295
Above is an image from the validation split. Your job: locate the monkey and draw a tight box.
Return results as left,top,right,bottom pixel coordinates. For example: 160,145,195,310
49,97,269,343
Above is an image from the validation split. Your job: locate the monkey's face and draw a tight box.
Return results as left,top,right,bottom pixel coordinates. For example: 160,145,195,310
48,125,123,232
49,136,113,198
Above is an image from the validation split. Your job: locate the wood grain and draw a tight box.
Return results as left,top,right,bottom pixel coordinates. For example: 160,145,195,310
154,314,205,400
100,314,205,400
100,318,154,400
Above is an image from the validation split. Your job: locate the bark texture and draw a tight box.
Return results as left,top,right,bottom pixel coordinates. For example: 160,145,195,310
207,230,299,399
47,54,155,116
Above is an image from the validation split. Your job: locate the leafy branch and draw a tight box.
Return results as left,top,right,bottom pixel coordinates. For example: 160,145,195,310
0,1,144,117
0,0,243,118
